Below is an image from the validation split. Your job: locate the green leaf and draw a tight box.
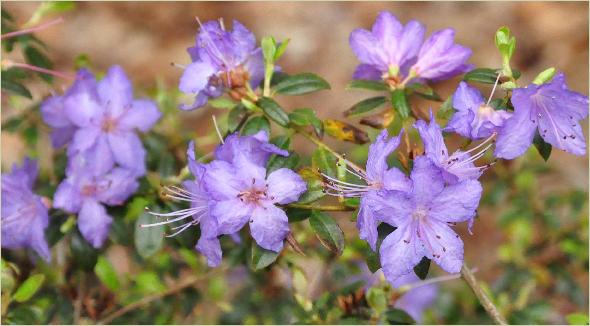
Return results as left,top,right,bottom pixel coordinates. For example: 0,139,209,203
296,167,326,204
436,96,454,120
309,211,345,255
274,39,290,61
273,73,330,95
13,274,45,303
385,308,416,325
242,115,271,136
261,36,277,64
227,104,248,133
124,197,150,222
24,46,53,82
407,83,442,102
135,212,164,259
208,97,236,109
74,53,91,69
413,257,431,280
250,243,279,270
25,2,75,27
71,230,98,271
391,89,410,120
566,313,589,325
344,96,387,117
94,256,120,291
289,107,318,126
312,147,336,177
346,79,389,91
258,97,290,127
366,224,397,273
267,152,300,174
533,133,552,161
532,67,556,85
495,26,516,61
366,288,387,314
463,68,499,84
1,75,32,99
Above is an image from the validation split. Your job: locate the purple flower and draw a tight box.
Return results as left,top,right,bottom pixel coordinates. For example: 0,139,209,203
204,152,306,252
445,81,512,140
392,273,438,323
179,19,265,110
215,130,288,166
1,158,51,262
408,29,472,82
350,11,425,82
142,142,222,267
54,162,139,248
322,129,410,250
60,66,161,177
495,72,589,159
376,156,482,283
415,111,495,185
349,11,471,85
40,69,96,148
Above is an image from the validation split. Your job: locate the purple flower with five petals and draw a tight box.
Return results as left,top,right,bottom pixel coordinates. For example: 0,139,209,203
445,81,512,140
375,156,482,283
1,158,51,262
415,111,495,185
322,129,410,250
53,163,139,248
495,72,589,159
59,66,161,177
204,152,306,252
349,11,471,86
179,19,265,110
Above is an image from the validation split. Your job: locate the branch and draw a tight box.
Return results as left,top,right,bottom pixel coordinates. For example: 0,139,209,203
97,270,217,325
461,263,508,325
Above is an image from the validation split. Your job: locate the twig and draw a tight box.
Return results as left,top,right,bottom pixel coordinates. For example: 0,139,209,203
398,268,479,294
97,270,217,324
1,17,64,40
461,262,508,325
73,273,84,324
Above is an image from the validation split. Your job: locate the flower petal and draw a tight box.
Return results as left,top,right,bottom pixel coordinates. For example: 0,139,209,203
231,20,257,61
244,48,265,90
380,222,426,283
50,127,76,148
412,29,472,81
429,179,482,222
414,110,449,165
118,99,161,132
250,205,290,252
452,81,485,113
366,129,402,182
54,180,83,213
107,131,146,177
494,90,538,159
210,199,251,235
95,168,139,206
179,60,217,95
352,64,383,80
349,28,387,69
371,190,413,227
419,220,463,273
78,199,112,248
63,87,103,127
372,11,403,59
68,126,100,155
97,65,133,117
409,156,444,204
203,160,242,200
266,168,307,205
196,236,222,267
395,20,425,68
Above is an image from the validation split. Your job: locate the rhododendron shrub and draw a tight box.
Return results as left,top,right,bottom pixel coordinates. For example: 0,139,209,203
1,4,588,325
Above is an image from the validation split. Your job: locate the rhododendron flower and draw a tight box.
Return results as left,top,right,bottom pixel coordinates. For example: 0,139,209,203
445,81,512,140
204,152,306,252
54,163,139,248
322,129,410,250
415,111,495,185
1,158,51,262
495,72,589,159
349,11,471,86
215,130,288,166
179,19,265,110
375,156,482,282
392,273,438,323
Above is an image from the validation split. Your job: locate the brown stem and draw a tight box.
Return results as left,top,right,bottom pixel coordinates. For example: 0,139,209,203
285,203,355,211
461,263,508,325
97,270,217,324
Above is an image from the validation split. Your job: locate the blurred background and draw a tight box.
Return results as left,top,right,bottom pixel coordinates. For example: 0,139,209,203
1,2,588,324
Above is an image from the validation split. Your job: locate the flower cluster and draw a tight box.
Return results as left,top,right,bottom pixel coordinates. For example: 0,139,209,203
1,158,51,262
143,131,307,267
41,66,161,248
350,11,472,87
179,19,265,110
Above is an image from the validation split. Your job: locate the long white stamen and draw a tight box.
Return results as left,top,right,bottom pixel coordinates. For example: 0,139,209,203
321,173,368,189
212,115,224,144
141,212,196,228
171,62,187,69
195,16,231,68
165,221,197,237
486,72,502,106
462,133,496,155
147,206,206,218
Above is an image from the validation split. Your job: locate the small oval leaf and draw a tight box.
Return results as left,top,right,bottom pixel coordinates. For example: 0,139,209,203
273,73,330,95
13,274,45,303
344,96,387,117
309,211,345,255
242,115,271,136
391,89,410,120
258,97,290,127
250,244,279,270
95,256,120,291
346,79,389,91
135,212,164,259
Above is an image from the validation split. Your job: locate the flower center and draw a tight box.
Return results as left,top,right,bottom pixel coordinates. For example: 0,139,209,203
101,117,117,132
477,104,495,120
237,180,271,206
412,206,428,222
81,184,97,196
